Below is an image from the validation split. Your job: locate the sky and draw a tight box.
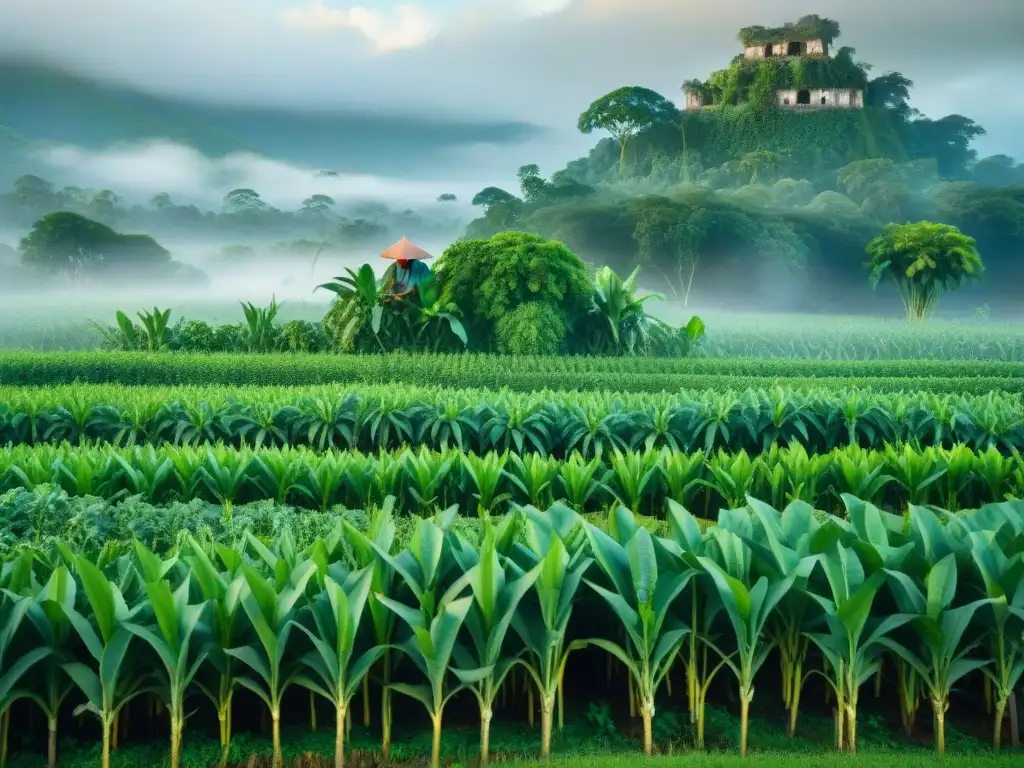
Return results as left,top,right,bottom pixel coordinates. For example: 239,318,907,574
2,0,1023,190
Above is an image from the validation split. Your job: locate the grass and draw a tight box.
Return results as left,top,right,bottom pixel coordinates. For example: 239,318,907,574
5,702,1018,767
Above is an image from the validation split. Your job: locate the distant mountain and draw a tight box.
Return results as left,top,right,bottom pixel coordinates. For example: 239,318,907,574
0,60,545,182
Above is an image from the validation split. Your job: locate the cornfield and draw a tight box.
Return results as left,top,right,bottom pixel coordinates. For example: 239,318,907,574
3,442,1024,524
3,384,1023,454
2,351,1024,393
0,494,1022,768
5,305,1024,360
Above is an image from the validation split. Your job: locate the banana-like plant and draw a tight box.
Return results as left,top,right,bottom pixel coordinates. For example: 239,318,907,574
969,530,1024,749
743,497,830,736
291,566,387,768
804,544,914,752
124,573,210,768
379,594,483,768
579,509,694,754
698,515,799,755
22,565,78,768
341,501,399,756
449,522,541,763
882,553,994,753
228,560,316,768
510,504,592,758
182,536,246,766
0,554,53,768
60,555,150,768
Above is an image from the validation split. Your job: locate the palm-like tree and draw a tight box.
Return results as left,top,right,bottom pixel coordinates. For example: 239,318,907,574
866,221,983,321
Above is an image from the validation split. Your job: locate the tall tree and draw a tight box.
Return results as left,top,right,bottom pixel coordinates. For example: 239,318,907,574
866,221,983,321
577,87,680,177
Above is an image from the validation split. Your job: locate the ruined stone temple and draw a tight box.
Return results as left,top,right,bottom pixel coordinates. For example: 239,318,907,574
683,31,864,111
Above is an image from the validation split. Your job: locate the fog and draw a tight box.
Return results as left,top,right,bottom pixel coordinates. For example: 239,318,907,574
31,139,489,212
0,138,487,314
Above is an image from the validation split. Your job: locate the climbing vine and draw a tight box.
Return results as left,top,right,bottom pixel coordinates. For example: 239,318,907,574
697,50,867,108
679,106,908,169
739,15,842,47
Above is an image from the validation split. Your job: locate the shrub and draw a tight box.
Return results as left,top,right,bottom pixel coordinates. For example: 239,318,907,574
495,301,566,355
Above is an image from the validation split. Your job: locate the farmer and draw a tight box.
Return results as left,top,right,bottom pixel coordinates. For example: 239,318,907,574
381,237,433,300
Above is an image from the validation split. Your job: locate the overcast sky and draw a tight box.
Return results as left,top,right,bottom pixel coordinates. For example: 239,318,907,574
3,0,1023,177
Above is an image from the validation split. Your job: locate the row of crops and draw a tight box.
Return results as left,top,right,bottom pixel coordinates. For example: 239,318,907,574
3,351,1024,392
3,385,1023,454
5,305,1024,360
693,314,1024,360
3,442,1022,520
0,491,1021,768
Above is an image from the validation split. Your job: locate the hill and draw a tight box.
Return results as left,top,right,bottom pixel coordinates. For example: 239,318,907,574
457,15,1024,314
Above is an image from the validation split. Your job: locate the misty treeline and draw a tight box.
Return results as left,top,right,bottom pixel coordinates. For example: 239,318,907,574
0,176,465,292
461,22,1024,313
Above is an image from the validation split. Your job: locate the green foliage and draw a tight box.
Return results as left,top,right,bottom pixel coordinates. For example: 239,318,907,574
4,380,1024,459
866,221,984,321
738,15,842,47
578,87,680,176
4,352,1024,393
435,232,593,352
495,302,566,355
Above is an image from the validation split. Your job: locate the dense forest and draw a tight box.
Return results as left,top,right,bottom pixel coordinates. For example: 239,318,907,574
1,14,1023,314
0,177,466,291
461,16,1024,312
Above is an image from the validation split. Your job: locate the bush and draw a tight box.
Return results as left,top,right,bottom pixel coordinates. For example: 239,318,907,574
495,302,566,355
435,231,593,351
281,320,328,353
172,320,217,352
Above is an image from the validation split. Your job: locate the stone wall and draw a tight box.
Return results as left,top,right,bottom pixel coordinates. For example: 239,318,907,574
684,89,705,109
743,37,827,60
776,87,864,109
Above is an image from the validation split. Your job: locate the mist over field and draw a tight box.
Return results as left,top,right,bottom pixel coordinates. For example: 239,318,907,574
1,0,1023,351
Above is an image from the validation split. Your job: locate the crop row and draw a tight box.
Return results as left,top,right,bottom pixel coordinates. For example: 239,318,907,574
2,351,1024,392
698,316,1024,360
0,491,1021,768
3,384,1023,454
3,441,1023,517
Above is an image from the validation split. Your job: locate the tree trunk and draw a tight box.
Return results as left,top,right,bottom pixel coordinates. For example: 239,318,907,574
218,699,232,768
540,694,554,759
362,676,371,728
787,659,803,737
1009,692,1020,748
935,704,946,755
641,699,653,756
480,705,492,765
381,653,392,759
994,696,1007,750
740,692,750,756
272,710,282,768
170,716,183,768
557,674,565,731
334,702,346,768
430,714,442,768
47,716,57,768
0,709,8,768
102,718,112,768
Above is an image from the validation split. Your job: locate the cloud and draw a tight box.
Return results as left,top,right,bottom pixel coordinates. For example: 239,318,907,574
1,0,1022,162
31,140,487,210
281,4,438,52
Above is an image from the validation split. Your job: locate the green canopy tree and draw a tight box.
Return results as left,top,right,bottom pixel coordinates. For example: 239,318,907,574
865,221,983,321
434,231,592,352
577,87,680,177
